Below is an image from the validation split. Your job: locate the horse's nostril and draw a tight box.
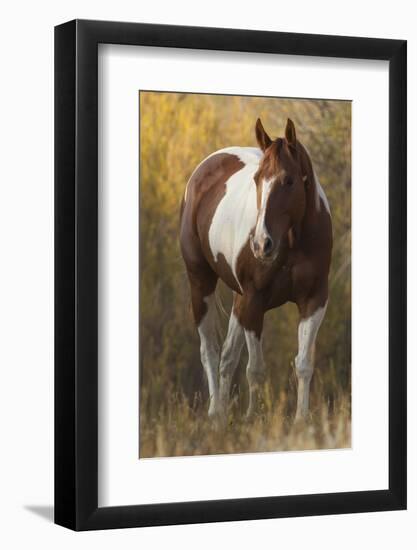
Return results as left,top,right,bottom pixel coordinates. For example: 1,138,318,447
263,237,273,255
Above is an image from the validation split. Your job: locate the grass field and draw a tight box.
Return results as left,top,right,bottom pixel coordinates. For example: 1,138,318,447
139,379,351,458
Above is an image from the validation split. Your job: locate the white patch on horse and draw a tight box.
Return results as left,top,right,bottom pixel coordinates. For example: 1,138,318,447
184,146,262,202
197,294,220,416
244,329,265,417
217,309,245,416
208,148,262,289
295,302,327,419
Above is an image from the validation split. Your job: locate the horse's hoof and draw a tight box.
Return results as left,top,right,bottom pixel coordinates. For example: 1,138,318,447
245,408,256,421
208,405,227,427
293,412,311,427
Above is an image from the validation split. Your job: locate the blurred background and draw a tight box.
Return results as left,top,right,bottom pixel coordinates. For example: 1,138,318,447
139,91,351,457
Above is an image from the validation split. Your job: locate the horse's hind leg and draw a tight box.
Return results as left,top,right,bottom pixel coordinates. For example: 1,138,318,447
236,292,266,419
187,269,220,417
217,293,245,418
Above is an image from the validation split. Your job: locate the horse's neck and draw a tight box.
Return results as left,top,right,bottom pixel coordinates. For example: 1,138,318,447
297,142,324,228
302,171,322,233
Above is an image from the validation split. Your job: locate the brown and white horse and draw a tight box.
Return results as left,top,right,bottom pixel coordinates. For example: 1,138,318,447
180,118,332,421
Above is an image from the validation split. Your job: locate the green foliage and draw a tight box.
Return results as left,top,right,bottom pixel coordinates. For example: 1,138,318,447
139,92,351,454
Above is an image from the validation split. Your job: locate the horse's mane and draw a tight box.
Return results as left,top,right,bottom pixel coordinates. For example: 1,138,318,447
296,141,322,214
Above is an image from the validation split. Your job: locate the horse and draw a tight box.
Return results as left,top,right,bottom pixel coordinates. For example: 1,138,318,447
179,118,332,421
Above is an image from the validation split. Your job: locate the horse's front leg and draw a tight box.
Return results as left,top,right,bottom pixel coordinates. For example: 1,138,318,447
295,300,328,420
244,329,265,419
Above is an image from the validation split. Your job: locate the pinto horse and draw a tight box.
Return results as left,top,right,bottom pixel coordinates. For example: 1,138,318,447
180,118,332,421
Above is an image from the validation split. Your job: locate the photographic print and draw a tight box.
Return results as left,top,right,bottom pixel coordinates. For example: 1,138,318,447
139,91,351,458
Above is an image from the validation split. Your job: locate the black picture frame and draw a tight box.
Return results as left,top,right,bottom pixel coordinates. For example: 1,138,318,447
55,19,407,531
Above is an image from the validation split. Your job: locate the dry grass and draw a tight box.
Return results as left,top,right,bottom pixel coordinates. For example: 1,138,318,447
139,382,351,458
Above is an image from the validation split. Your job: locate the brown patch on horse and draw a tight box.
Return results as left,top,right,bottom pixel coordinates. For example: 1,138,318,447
180,152,245,324
213,253,241,294
234,289,265,339
236,237,293,311
186,267,218,325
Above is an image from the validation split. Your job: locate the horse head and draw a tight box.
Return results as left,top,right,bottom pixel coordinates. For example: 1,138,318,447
250,118,309,264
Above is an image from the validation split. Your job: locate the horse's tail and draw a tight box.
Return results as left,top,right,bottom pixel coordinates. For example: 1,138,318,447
213,287,229,347
214,288,228,321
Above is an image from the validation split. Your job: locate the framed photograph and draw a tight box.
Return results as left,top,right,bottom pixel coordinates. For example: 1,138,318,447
55,20,406,530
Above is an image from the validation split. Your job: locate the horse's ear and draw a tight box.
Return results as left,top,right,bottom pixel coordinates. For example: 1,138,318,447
255,118,272,151
285,118,297,148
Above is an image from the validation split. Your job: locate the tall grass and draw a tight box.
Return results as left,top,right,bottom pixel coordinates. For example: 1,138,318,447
139,380,351,458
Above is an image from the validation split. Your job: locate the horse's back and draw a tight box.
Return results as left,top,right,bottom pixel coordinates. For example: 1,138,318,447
183,147,260,204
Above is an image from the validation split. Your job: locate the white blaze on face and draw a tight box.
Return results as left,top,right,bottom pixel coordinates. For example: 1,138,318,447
253,177,274,246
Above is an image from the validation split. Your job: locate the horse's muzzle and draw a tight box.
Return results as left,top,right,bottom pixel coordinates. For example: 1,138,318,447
250,233,278,263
